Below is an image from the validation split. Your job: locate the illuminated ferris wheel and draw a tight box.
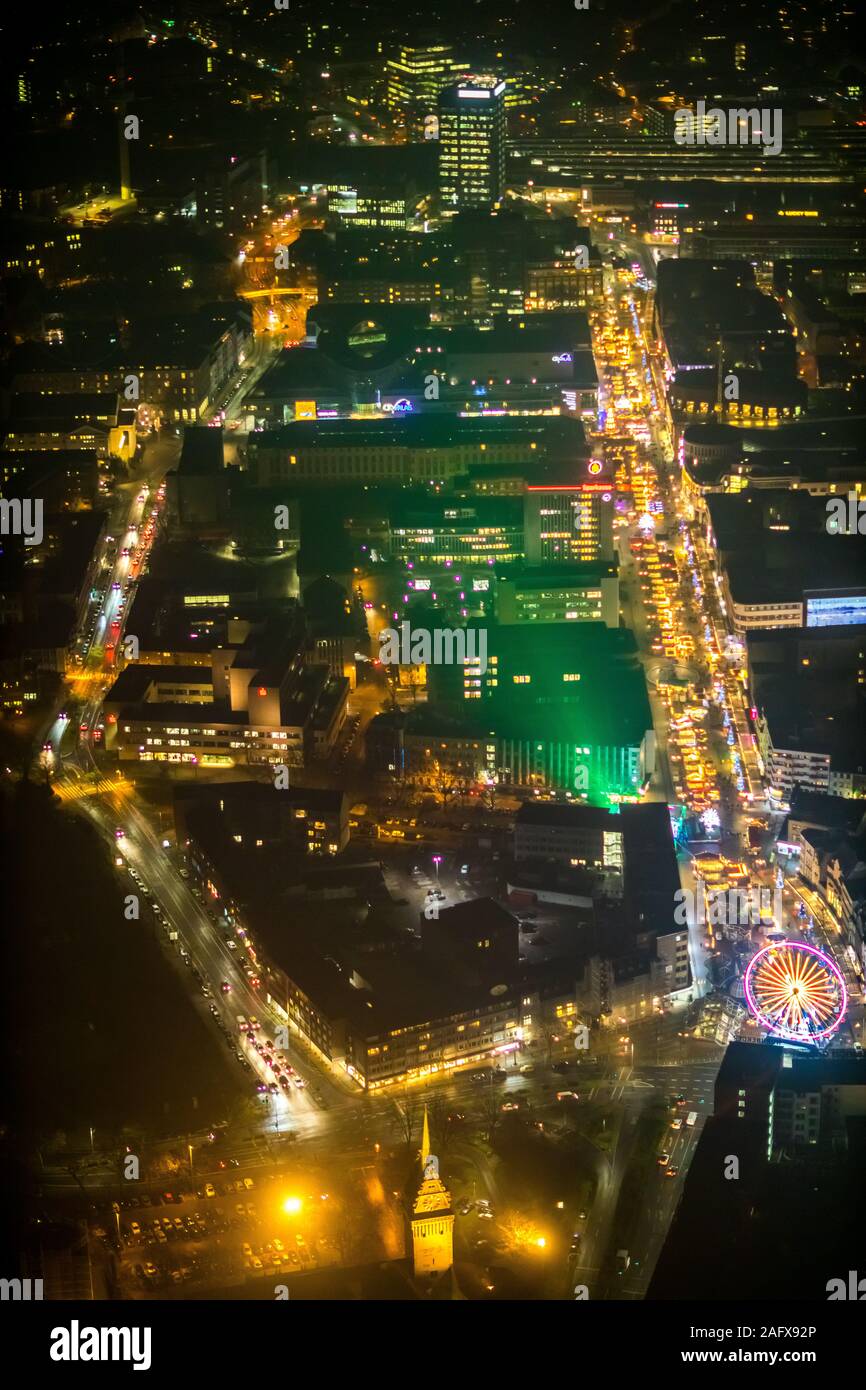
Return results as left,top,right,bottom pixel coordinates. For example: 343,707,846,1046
744,940,847,1045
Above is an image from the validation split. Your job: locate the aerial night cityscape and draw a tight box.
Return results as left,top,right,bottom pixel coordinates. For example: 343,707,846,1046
0,0,864,1362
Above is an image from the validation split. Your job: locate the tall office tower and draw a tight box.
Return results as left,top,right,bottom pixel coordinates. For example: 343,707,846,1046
116,50,132,202
438,80,506,214
523,481,615,564
385,44,466,132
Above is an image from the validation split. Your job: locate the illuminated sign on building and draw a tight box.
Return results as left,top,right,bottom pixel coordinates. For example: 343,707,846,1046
526,482,612,493
294,401,316,420
381,398,413,414
805,593,866,628
472,578,490,592
552,353,573,364
330,187,358,214
587,460,603,476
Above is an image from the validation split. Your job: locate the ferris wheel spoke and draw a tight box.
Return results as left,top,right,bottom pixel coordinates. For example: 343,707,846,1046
746,940,846,1044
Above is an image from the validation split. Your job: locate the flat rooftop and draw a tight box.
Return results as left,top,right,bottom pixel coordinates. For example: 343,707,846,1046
105,665,213,704
516,802,616,832
252,413,587,453
178,427,225,476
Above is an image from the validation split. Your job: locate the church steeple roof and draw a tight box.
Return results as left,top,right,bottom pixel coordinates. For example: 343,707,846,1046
412,1105,452,1218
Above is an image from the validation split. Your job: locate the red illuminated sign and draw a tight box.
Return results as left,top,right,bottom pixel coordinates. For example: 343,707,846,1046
526,484,613,493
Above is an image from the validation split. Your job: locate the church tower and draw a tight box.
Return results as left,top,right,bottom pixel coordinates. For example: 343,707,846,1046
411,1107,454,1278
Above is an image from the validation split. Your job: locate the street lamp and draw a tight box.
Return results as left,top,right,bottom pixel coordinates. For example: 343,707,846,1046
432,855,442,885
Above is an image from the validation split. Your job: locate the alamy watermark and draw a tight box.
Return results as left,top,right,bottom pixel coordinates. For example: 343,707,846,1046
49,1322,152,1370
826,492,866,535
1,1277,43,1300
0,497,43,546
674,102,783,156
826,1271,865,1300
674,884,783,928
379,622,488,675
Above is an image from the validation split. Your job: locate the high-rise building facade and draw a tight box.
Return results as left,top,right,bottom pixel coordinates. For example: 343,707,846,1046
523,482,615,564
385,44,466,131
438,80,506,214
495,562,619,626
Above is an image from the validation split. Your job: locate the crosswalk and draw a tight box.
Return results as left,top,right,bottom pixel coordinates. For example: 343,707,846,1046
53,774,131,804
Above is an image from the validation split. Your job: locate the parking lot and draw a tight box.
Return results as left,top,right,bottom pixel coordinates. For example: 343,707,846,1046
110,1174,340,1296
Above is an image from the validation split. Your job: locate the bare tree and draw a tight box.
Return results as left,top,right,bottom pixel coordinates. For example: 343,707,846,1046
479,1077,502,1143
228,1094,262,1134
65,1160,88,1196
498,1211,541,1252
321,1189,368,1267
536,1020,560,1067
427,1094,457,1157
431,763,459,809
392,1087,421,1152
